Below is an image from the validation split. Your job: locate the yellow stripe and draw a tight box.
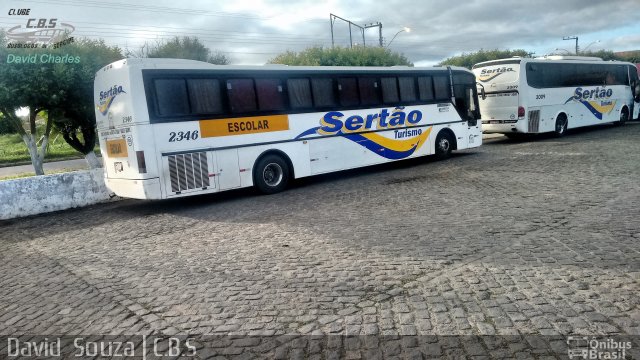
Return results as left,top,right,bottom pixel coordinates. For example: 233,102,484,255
588,100,616,114
200,115,289,137
361,127,432,152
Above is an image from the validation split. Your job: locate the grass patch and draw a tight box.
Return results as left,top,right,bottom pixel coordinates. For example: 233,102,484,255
0,132,99,167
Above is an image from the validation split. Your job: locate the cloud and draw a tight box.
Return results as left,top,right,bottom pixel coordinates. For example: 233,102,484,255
1,0,639,65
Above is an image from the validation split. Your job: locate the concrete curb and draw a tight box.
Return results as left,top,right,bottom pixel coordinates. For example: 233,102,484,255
0,169,118,220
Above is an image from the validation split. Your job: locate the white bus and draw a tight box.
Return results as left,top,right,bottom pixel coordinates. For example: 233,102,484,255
94,58,482,199
472,56,640,137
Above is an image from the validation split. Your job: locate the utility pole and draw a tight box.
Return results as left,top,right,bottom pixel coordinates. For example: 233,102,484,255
330,14,366,48
364,22,383,47
330,14,382,48
563,36,579,55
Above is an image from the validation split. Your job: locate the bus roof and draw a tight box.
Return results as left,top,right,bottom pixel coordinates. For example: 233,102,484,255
101,58,472,74
473,57,635,69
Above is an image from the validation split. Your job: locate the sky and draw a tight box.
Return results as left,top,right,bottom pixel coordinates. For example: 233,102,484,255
1,0,640,66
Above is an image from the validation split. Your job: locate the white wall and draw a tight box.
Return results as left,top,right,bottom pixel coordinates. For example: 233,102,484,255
0,169,118,220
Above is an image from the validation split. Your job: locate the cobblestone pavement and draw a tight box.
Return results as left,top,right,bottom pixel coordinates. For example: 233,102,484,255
1,123,639,358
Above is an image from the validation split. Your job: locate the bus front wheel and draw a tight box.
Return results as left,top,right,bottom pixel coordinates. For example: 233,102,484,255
554,115,568,137
434,131,454,160
254,154,290,194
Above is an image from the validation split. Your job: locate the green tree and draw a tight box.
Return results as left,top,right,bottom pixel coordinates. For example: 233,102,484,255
0,30,65,175
439,49,531,69
579,50,622,61
132,36,230,65
51,39,123,168
616,51,640,63
268,46,412,66
0,29,122,173
0,113,16,135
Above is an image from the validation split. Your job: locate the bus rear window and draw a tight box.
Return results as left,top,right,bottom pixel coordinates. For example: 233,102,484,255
433,76,450,100
227,79,257,113
155,79,190,116
187,79,223,115
418,76,434,101
338,78,359,107
358,77,381,106
398,77,417,102
311,78,336,108
256,78,285,111
288,78,313,109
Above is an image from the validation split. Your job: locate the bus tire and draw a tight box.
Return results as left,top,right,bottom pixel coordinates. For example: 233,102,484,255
254,154,290,194
554,114,568,137
434,130,454,160
617,107,629,125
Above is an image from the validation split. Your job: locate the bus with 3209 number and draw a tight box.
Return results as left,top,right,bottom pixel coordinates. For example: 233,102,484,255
472,56,640,137
95,58,482,200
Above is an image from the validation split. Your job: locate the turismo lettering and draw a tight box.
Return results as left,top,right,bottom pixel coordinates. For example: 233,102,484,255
318,107,423,135
573,87,613,101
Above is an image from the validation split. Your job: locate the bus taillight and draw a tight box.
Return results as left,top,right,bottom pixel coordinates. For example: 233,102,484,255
518,106,525,118
136,151,147,174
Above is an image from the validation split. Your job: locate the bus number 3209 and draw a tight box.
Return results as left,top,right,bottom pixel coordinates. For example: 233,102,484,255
169,130,199,142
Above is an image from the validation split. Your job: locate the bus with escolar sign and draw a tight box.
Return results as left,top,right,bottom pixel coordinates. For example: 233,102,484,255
94,58,482,199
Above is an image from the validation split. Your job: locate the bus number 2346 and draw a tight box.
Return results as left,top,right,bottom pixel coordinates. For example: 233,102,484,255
169,130,199,142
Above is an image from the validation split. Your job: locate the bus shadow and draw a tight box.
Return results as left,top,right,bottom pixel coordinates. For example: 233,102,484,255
484,122,637,144
0,151,476,241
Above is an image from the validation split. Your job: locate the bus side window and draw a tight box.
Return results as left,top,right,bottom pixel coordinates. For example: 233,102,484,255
381,77,399,104
256,78,285,111
433,76,450,100
227,79,257,113
398,77,417,102
358,77,381,106
613,65,627,85
155,79,190,116
287,78,313,109
187,79,223,115
417,76,434,101
311,78,337,108
337,77,359,107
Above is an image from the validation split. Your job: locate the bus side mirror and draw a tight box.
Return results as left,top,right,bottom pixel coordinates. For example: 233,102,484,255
476,82,486,100
634,82,640,101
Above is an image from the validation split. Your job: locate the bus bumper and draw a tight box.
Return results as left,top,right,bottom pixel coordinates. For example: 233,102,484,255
481,119,526,134
105,177,163,200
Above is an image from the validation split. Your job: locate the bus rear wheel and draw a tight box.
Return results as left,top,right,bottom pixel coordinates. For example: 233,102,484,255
617,108,629,125
434,131,454,160
254,154,290,194
554,115,568,137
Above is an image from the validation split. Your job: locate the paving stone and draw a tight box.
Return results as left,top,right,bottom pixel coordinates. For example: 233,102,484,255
1,125,639,357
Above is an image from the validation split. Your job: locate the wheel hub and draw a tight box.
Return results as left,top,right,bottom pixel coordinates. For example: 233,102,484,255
263,163,283,187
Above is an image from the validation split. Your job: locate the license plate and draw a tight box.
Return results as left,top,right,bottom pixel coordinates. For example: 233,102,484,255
106,139,128,157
